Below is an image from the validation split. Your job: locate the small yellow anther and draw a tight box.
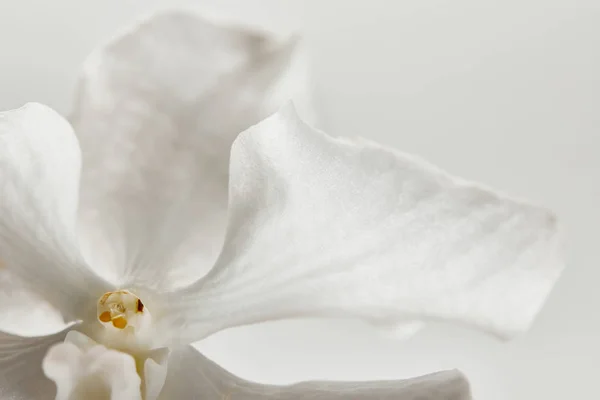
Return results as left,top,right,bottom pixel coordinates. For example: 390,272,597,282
112,316,128,329
99,311,112,323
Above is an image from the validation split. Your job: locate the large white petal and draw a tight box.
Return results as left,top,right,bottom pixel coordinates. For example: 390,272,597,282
72,11,314,289
0,104,112,321
169,105,564,342
0,267,66,336
159,346,471,400
0,327,71,399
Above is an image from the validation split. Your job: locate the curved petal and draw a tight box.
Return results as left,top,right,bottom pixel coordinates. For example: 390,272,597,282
0,326,72,399
0,267,66,336
159,346,471,400
0,104,112,321
72,11,315,289
169,104,564,343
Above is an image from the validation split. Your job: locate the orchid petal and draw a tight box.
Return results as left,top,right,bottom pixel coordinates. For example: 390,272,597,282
72,11,314,289
159,345,471,400
0,268,66,336
0,104,112,321
0,327,71,399
170,104,564,342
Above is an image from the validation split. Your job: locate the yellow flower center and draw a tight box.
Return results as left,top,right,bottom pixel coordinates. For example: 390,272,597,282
97,290,146,331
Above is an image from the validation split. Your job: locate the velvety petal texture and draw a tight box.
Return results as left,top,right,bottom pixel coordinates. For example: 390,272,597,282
160,346,471,400
0,104,112,322
72,11,314,289
170,105,564,342
0,327,71,399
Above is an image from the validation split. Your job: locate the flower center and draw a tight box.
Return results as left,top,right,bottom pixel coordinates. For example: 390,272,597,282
41,289,172,400
40,287,171,400
97,290,147,331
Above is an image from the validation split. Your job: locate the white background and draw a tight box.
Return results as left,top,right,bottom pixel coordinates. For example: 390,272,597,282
0,1,598,399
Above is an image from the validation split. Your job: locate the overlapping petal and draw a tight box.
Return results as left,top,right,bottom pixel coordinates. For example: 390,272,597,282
0,327,71,399
0,104,112,322
170,104,564,342
72,11,314,289
159,345,471,400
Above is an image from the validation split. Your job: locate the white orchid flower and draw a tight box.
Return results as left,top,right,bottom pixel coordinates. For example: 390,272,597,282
0,11,563,400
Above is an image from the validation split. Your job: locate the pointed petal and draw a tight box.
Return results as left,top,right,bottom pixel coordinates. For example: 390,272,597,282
0,327,71,399
0,268,66,336
159,346,471,400
72,11,314,289
170,105,564,342
0,104,112,321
